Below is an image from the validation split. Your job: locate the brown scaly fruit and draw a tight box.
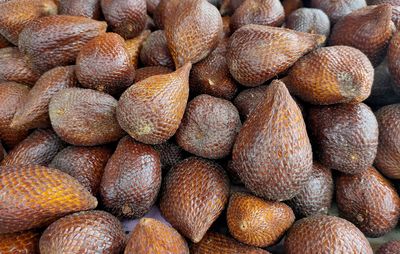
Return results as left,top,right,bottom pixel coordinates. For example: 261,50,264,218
101,0,147,39
0,230,41,254
233,85,268,120
160,157,230,243
124,218,189,254
336,166,400,237
308,103,378,174
176,94,241,159
153,0,180,29
310,0,367,24
164,0,223,68
140,30,174,68
286,8,331,38
147,0,161,15
284,215,373,253
0,165,97,233
100,136,161,218
154,140,187,173
0,34,10,48
1,129,65,167
117,63,191,145
40,211,125,254
59,0,101,19
50,146,112,196
282,0,303,16
388,32,400,89
49,88,124,146
220,0,245,16
125,29,151,69
227,192,295,247
286,46,374,105
232,80,313,201
227,25,324,87
76,33,135,95
18,15,107,73
377,240,400,254
134,66,173,83
11,66,77,130
366,1,400,28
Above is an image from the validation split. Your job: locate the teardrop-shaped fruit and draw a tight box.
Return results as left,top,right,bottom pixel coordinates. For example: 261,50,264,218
160,157,230,243
284,215,373,253
233,85,267,120
19,15,107,73
125,29,151,69
377,240,400,254
124,218,189,254
232,80,313,201
134,66,173,83
140,30,174,68
286,8,330,37
11,66,77,130
117,63,191,145
49,88,124,146
101,0,147,39
100,136,161,218
50,146,112,195
39,211,125,254
227,25,324,87
286,46,374,105
154,140,187,173
388,32,400,89
59,0,101,19
0,165,97,233
310,0,367,23
76,33,135,95
0,230,41,254
0,34,10,49
220,0,245,16
227,192,295,247
164,0,223,68
282,0,303,16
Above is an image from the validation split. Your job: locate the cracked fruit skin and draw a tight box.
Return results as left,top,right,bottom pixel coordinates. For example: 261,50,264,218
0,230,41,254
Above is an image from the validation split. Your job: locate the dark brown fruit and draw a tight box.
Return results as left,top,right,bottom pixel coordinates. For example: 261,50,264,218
176,94,241,159
286,8,330,37
49,88,124,146
227,192,295,247
100,136,161,218
282,0,303,16
220,0,245,16
232,80,313,201
125,29,151,69
1,129,65,167
101,0,147,39
233,85,267,120
147,0,161,15
134,66,173,83
284,215,373,253
19,15,107,73
0,142,4,162
124,218,189,254
310,0,367,23
153,0,180,29
50,146,112,195
76,33,135,95
0,230,40,254
308,103,378,174
40,211,125,254
140,30,174,68
0,165,97,233
153,140,187,172
59,0,101,19
0,34,11,48
11,66,77,129
222,16,232,37
227,25,324,87
377,240,400,254
160,157,230,243
388,32,400,89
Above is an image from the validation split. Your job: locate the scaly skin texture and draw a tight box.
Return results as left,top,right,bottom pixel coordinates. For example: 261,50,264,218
308,103,378,174
1,129,65,167
286,8,330,37
100,136,161,218
367,1,400,28
388,33,400,89
50,146,112,196
165,0,223,68
282,0,303,16
220,0,245,16
117,63,190,145
233,85,268,120
336,167,400,237
40,211,125,254
124,218,189,254
286,46,374,105
0,165,97,233
49,88,124,146
18,15,107,73
76,33,135,95
176,94,241,159
59,0,101,19
153,140,187,173
0,230,41,254
125,30,151,69
310,0,367,23
377,240,400,254
146,0,161,15
11,66,77,130
232,80,313,201
140,30,174,68
227,25,324,87
101,0,147,39
153,0,180,29
160,157,230,243
134,66,173,83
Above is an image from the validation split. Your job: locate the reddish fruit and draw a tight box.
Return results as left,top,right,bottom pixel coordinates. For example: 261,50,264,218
59,0,101,19
0,230,41,254
134,66,173,83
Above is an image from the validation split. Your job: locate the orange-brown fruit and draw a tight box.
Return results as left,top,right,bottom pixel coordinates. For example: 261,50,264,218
176,94,241,159
388,32,400,89
310,0,367,23
286,46,374,105
233,85,267,120
377,240,400,254
117,63,191,145
18,15,107,73
160,157,230,243
153,0,180,29
11,66,77,130
0,34,10,48
0,0,58,45
227,192,295,247
220,0,245,16
100,136,161,218
59,0,101,19
154,140,187,172
140,30,174,68
164,0,223,68
124,218,189,254
284,215,373,253
49,88,124,146
367,1,400,29
76,33,135,95
40,211,125,254
1,129,65,167
282,0,303,16
286,8,331,37
125,29,151,69
0,165,97,233
101,0,147,39
232,80,313,201
134,66,173,83
50,146,112,195
227,25,324,87
336,166,400,237
0,230,41,254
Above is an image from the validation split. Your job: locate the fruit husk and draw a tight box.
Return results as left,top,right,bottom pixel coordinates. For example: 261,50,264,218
286,8,331,37
0,230,41,254
140,30,174,68
376,240,400,254
134,66,173,83
125,29,151,69
310,0,367,23
153,140,187,173
59,0,101,19
388,32,400,90
233,85,268,120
